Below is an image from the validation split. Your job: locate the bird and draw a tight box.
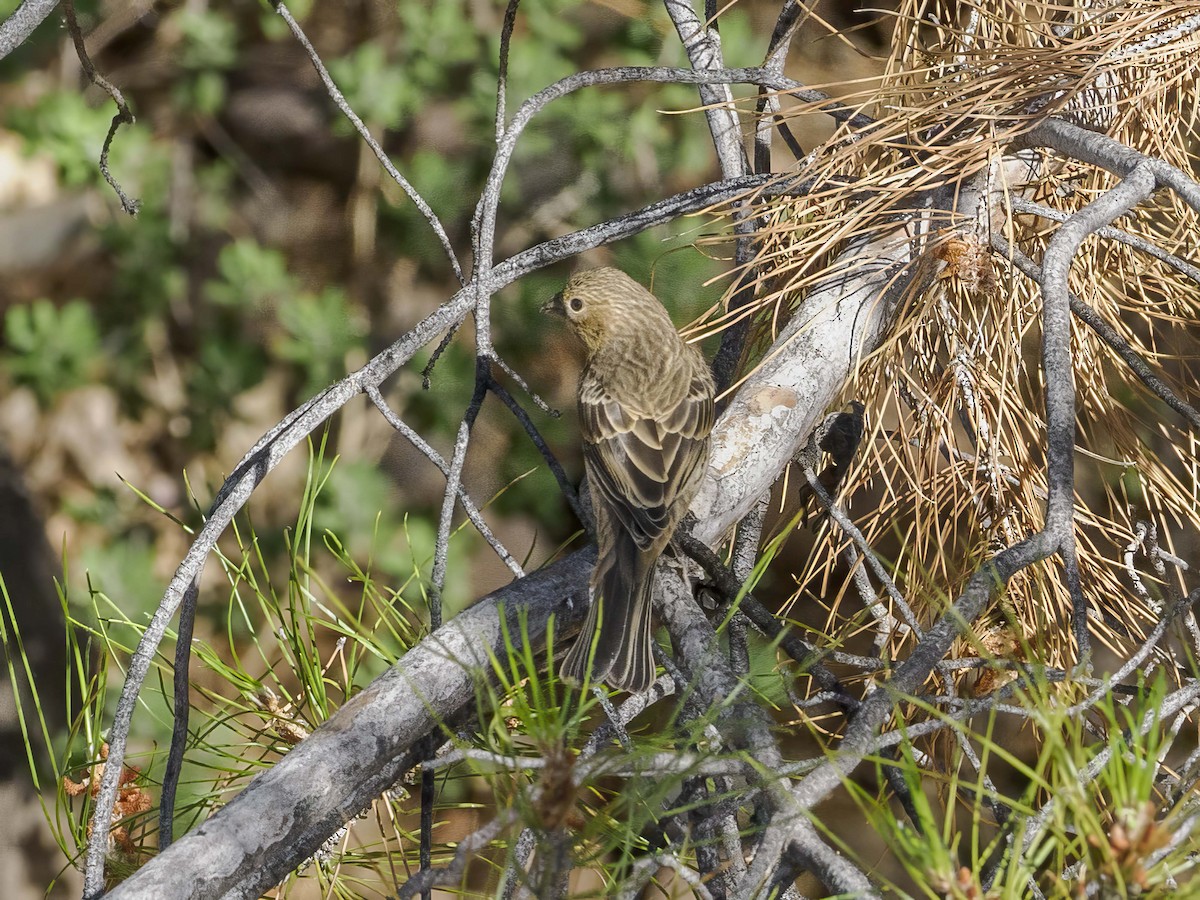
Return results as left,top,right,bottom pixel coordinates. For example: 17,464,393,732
542,267,715,692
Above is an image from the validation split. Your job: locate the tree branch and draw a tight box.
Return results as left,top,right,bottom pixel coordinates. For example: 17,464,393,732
82,170,806,896
92,158,914,894
0,0,58,61
104,552,594,900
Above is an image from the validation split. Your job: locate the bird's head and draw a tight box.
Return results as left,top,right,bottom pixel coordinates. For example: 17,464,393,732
541,267,659,354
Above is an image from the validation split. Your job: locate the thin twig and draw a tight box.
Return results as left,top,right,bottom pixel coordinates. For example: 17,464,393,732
366,385,523,577
801,460,923,638
421,325,461,389
663,0,748,173
499,826,537,900
430,359,491,626
726,496,767,675
1023,117,1200,214
754,0,807,174
661,0,759,398
84,170,798,895
158,578,199,847
1010,197,1200,286
418,738,437,900
675,530,857,709
993,234,1200,431
1017,678,1200,860
494,0,521,141
420,361,491,899
486,376,585,528
401,807,519,899
490,352,556,415
273,1,464,285
63,0,139,215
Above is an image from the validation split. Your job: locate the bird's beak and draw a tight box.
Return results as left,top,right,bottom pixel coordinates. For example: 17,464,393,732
541,291,566,317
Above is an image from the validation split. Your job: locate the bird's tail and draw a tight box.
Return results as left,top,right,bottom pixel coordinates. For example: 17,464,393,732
560,539,657,693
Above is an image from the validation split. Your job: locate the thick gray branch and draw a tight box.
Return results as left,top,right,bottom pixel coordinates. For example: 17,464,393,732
95,183,915,899
104,552,593,899
692,230,916,544
1038,165,1156,537
0,0,57,60
82,171,797,896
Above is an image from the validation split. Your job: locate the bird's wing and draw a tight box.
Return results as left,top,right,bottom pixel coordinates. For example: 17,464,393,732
580,366,713,551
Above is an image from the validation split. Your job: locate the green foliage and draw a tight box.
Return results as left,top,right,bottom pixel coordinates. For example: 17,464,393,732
8,91,114,186
173,8,238,115
79,537,163,622
188,238,372,411
204,239,295,309
329,0,487,133
176,8,238,72
192,339,268,435
328,42,419,131
274,287,366,395
2,299,103,405
0,439,470,882
398,1,485,72
840,675,1196,898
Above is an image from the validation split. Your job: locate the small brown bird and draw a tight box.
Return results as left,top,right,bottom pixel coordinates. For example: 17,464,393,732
543,267,715,692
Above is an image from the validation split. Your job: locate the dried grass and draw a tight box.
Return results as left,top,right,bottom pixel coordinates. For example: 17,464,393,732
702,1,1200,684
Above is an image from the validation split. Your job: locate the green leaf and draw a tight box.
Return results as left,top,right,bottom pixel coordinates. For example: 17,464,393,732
205,239,296,309
6,91,113,187
176,8,238,72
272,287,365,394
328,42,417,130
2,300,103,405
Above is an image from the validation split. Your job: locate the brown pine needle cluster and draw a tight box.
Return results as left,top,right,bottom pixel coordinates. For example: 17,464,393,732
694,1,1200,683
64,743,154,857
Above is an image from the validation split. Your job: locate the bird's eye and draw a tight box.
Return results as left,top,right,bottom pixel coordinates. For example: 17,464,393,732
569,297,584,313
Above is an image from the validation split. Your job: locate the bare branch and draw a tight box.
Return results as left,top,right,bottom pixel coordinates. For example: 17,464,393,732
400,809,519,900
754,0,807,173
676,530,857,707
1019,678,1200,858
662,0,748,176
487,377,585,528
83,171,802,895
655,572,875,898
273,1,464,285
1023,117,1200,213
103,552,594,900
1010,197,1200,286
994,234,1200,432
431,364,490,626
0,0,58,61
1037,163,1158,666
799,461,922,639
494,0,521,142
63,0,139,215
